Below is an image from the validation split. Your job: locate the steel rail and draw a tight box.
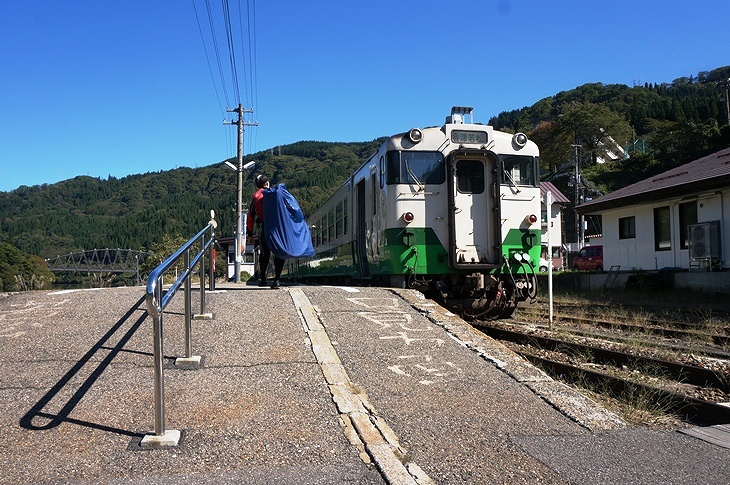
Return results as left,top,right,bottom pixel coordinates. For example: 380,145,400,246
519,309,730,346
518,351,730,426
476,323,728,391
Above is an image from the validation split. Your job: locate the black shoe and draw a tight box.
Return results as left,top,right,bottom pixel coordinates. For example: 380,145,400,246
270,280,280,289
258,279,268,287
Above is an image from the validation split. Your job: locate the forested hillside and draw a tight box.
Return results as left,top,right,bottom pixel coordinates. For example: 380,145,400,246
490,66,730,195
2,65,730,278
0,139,381,260
489,66,730,241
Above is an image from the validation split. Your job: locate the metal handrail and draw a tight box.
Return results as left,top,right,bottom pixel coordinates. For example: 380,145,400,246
144,214,217,439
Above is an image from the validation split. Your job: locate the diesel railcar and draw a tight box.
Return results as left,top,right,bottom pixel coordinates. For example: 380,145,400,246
293,106,542,319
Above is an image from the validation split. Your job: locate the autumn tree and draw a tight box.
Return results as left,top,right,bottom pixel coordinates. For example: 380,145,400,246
558,102,632,165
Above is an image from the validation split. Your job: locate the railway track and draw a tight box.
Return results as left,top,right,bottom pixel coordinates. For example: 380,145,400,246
474,299,730,426
520,306,730,346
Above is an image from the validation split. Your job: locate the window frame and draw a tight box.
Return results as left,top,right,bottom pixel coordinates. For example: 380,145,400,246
455,159,485,194
653,206,671,251
678,201,698,250
385,150,446,186
618,216,636,240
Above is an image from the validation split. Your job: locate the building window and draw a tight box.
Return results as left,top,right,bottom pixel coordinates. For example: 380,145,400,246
653,206,671,251
678,201,698,249
618,216,636,239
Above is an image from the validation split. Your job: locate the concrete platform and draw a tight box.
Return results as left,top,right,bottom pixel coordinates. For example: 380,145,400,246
0,284,728,484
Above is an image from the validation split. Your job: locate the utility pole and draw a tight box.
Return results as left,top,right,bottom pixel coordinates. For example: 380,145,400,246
224,104,258,283
571,143,583,247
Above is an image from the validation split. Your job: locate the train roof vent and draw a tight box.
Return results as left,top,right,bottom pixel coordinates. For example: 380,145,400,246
447,106,473,124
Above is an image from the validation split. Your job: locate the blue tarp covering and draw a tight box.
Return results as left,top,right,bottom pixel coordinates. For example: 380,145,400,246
263,184,315,259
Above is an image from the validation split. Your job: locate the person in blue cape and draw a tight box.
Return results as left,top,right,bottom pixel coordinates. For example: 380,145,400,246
262,182,315,260
246,174,285,288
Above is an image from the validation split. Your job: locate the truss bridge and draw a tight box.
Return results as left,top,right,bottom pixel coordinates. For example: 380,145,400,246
45,249,150,276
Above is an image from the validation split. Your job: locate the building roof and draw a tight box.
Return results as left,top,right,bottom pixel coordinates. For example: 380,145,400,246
540,181,570,204
575,146,730,214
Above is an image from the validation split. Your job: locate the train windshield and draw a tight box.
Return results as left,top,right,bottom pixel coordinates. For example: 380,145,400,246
499,155,538,187
386,151,445,185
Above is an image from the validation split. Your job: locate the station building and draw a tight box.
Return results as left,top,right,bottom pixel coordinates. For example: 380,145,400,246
575,147,730,281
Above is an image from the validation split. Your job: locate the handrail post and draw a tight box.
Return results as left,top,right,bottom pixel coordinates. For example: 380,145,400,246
184,249,193,359
153,280,165,435
209,224,216,292
199,232,206,316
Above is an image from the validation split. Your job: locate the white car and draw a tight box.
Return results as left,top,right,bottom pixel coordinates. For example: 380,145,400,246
539,257,550,272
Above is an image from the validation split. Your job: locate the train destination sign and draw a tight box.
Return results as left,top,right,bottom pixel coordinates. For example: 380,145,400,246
451,130,487,144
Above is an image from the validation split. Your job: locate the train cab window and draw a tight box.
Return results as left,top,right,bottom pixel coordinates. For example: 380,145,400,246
386,151,445,185
456,160,485,194
499,155,537,186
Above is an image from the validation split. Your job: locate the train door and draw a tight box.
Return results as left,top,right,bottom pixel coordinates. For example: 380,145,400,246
355,179,370,277
450,155,498,267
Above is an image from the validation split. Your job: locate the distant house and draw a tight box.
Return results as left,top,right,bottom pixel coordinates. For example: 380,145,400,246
218,236,257,281
540,182,570,269
575,147,730,272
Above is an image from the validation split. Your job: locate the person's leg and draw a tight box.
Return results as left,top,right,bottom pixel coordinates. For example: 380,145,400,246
258,238,271,285
271,257,285,288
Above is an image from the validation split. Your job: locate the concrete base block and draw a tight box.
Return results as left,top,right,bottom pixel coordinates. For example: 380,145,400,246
140,429,181,448
175,355,202,369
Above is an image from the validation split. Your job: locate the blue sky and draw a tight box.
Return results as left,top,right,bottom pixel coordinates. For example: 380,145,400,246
1,0,728,192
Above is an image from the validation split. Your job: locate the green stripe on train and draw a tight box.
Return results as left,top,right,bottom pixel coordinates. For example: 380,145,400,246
299,226,541,278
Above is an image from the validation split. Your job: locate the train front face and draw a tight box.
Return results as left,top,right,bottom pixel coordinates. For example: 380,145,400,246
382,111,541,317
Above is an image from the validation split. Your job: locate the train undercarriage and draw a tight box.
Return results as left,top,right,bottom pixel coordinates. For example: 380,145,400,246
406,271,538,320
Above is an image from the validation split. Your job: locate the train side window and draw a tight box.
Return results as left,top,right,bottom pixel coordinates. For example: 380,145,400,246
371,174,377,216
343,198,348,235
456,160,485,194
328,209,335,242
386,151,400,184
379,156,385,188
336,201,343,238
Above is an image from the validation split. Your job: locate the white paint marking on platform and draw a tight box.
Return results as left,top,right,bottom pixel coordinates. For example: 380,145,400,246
322,285,360,293
49,287,107,295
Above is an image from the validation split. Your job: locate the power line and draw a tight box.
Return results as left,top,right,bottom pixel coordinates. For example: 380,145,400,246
192,0,259,157
222,0,241,104
203,0,231,107
191,0,225,116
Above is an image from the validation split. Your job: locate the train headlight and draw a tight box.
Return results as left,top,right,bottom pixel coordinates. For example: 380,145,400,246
526,214,538,224
512,132,528,149
403,211,415,223
407,128,423,144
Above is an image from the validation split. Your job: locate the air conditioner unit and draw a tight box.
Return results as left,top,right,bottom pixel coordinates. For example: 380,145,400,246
688,221,721,260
